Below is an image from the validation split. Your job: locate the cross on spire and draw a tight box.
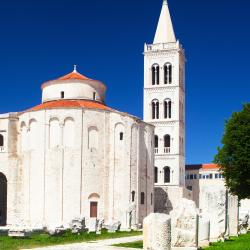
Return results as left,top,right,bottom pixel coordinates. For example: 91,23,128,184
73,65,77,73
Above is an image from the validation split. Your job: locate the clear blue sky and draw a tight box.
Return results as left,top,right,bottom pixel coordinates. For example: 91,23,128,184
0,0,249,164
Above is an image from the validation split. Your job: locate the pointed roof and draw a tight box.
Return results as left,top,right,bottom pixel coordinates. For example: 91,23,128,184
58,66,90,81
153,0,176,44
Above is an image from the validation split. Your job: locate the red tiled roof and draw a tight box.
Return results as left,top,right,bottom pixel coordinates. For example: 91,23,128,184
27,100,111,112
202,164,220,170
58,71,90,81
186,164,220,170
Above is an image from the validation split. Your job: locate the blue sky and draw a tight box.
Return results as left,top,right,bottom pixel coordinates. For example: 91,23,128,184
0,0,249,164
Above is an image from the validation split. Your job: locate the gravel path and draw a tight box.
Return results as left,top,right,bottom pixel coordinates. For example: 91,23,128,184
22,235,143,250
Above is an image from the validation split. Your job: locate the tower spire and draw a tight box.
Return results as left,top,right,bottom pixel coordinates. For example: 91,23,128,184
153,0,176,44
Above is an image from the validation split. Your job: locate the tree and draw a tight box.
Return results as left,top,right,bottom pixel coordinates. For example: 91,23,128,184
214,103,250,200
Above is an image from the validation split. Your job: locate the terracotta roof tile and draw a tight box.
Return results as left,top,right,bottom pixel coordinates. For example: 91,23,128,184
186,164,220,170
58,71,90,81
27,100,111,112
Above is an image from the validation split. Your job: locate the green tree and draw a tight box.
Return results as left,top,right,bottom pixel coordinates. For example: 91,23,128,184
214,103,250,200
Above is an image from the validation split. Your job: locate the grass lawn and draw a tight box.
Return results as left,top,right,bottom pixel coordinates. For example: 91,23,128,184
113,240,143,248
0,230,142,250
203,232,250,250
112,232,250,250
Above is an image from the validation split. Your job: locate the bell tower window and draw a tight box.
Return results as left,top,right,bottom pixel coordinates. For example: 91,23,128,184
152,64,160,85
164,99,172,119
61,91,65,99
152,99,159,119
164,63,172,84
93,92,96,101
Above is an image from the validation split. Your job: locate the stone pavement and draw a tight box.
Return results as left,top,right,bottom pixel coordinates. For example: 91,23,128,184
22,235,143,250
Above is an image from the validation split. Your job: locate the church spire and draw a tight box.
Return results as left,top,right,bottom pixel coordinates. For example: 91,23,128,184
153,0,176,44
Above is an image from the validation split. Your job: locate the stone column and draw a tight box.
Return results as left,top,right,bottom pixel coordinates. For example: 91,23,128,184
228,194,238,236
143,213,171,250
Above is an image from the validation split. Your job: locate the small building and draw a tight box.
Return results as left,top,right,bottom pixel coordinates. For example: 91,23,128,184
0,68,154,230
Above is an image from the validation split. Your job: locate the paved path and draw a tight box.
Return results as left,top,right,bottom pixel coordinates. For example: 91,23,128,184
22,235,143,250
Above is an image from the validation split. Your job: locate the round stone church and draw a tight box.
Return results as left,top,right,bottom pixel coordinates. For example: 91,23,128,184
0,68,154,230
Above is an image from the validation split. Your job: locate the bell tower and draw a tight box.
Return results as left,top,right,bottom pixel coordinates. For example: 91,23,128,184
143,0,186,206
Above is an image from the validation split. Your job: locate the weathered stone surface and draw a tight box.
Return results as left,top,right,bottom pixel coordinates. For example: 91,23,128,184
170,198,198,248
198,216,210,247
87,218,98,233
228,194,238,236
96,218,104,234
107,221,121,233
200,186,226,242
47,225,65,236
70,218,85,234
143,213,171,250
8,228,32,238
239,212,249,235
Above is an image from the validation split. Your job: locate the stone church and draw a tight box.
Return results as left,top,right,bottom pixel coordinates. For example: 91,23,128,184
0,67,154,229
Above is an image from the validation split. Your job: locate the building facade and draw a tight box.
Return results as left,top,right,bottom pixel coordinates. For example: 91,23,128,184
0,69,154,229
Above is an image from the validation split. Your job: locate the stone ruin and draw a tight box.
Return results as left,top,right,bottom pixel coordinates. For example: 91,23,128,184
143,213,171,250
170,198,198,249
200,186,227,242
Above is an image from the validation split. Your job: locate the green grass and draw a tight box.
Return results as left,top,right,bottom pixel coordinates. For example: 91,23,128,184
202,232,250,250
113,240,143,248
0,230,142,250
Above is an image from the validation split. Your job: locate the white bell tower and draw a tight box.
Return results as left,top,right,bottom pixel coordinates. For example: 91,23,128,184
143,0,186,212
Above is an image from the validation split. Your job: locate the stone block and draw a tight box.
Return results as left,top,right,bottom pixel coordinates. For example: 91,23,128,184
8,228,32,238
107,221,121,233
88,218,98,233
200,186,226,242
143,213,171,250
70,217,85,234
228,194,238,236
198,216,210,247
170,198,198,249
47,225,65,236
239,212,249,235
96,218,104,234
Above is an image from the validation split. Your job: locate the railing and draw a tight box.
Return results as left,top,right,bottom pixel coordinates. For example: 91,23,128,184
0,146,5,152
154,148,158,154
145,42,180,52
164,147,170,154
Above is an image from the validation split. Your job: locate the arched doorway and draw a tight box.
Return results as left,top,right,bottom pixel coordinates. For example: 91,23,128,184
0,173,7,226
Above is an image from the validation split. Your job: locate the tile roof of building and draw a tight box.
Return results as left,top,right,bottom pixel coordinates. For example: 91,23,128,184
185,163,220,171
58,71,90,81
27,100,111,112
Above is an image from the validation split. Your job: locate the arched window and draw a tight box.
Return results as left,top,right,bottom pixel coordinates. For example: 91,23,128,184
164,99,172,119
164,63,172,84
0,135,4,147
154,167,158,183
154,135,158,153
164,134,171,153
152,64,160,85
164,166,171,183
141,192,145,205
152,99,159,119
131,191,135,202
